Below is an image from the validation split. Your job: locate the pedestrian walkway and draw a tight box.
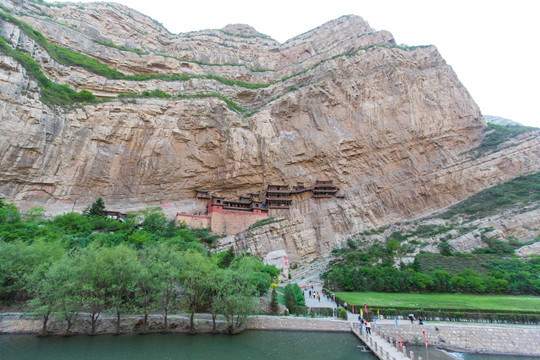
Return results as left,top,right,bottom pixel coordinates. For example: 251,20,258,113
301,285,422,360
302,285,337,309
351,322,417,360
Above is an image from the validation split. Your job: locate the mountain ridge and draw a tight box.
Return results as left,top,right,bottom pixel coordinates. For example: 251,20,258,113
0,0,539,261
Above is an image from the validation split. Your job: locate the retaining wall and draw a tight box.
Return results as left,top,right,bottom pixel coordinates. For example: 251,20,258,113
176,214,211,228
376,321,540,356
246,315,350,332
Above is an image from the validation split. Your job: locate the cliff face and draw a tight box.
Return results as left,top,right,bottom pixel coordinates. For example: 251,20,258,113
0,0,539,260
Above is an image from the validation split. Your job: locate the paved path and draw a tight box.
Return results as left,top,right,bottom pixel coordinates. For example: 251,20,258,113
352,323,412,360
301,285,337,309
301,285,361,321
301,284,411,360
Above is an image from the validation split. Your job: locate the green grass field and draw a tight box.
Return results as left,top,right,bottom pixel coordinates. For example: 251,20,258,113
335,292,540,312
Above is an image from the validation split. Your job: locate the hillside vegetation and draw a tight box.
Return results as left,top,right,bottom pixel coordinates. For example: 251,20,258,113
323,172,540,295
0,199,279,335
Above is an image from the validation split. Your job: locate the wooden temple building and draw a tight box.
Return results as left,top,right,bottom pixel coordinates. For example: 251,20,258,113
312,179,339,198
197,179,341,212
265,184,292,209
177,179,342,235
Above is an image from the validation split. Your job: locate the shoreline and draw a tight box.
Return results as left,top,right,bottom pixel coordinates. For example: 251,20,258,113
1,314,539,356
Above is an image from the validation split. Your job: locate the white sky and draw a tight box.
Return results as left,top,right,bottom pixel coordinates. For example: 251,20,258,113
65,0,540,128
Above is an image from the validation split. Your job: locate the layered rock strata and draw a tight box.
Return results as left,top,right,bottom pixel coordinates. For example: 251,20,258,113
0,0,539,260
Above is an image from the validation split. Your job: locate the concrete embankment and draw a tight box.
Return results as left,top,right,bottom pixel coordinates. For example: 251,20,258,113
376,320,540,357
0,313,230,335
2,314,539,356
246,315,350,332
0,313,350,335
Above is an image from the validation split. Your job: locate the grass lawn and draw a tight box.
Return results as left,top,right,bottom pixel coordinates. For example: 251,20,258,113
334,292,540,312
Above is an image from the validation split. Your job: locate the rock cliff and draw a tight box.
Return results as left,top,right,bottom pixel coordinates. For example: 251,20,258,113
0,0,539,260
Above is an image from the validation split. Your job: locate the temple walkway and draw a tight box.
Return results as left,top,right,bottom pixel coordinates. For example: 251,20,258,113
302,285,423,360
351,322,417,360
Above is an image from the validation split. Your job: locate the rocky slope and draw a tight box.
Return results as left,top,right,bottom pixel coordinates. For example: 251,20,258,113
0,0,539,261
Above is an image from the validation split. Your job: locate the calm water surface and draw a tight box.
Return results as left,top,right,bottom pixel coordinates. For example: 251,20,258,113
1,332,537,360
0,331,376,360
407,345,540,360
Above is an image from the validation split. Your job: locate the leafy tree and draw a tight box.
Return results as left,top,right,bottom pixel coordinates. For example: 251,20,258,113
138,243,182,332
78,245,109,335
24,207,46,222
231,255,274,296
218,246,236,268
54,255,83,336
138,207,168,235
27,270,59,336
215,268,257,334
100,244,139,335
52,212,93,235
207,267,223,333
25,242,67,335
0,240,64,303
179,250,216,333
0,200,21,224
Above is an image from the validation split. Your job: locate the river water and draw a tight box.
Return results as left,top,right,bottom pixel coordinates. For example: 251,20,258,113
1,331,374,360
0,331,537,360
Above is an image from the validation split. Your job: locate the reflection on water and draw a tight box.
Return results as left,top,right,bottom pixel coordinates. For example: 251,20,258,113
407,345,539,360
0,331,378,360
2,332,536,360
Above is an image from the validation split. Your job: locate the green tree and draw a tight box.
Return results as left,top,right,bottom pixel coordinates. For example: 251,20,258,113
78,245,109,335
24,206,46,222
138,207,168,235
0,200,21,224
231,255,273,296
179,250,216,333
100,244,139,335
54,255,83,336
137,243,182,332
215,268,257,334
85,197,106,218
284,284,297,314
218,246,236,268
207,267,223,333
0,240,64,304
270,286,279,314
25,242,67,335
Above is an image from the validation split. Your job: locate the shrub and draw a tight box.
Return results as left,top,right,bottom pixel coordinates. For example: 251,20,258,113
338,308,347,320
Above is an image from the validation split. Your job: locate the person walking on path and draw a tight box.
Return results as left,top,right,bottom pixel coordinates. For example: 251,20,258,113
365,321,371,335
317,292,320,302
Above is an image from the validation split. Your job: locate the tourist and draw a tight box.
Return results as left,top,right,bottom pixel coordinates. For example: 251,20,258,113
309,290,311,298
365,321,371,334
418,317,423,325
317,292,320,302
408,314,415,323
343,302,348,311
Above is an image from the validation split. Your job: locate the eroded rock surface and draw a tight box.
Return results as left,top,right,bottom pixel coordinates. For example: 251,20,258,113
0,0,539,260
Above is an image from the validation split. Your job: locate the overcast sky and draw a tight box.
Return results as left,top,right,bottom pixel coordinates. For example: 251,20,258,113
65,0,539,128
